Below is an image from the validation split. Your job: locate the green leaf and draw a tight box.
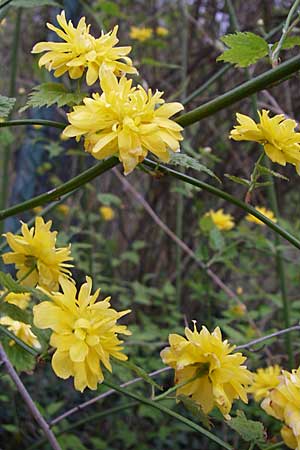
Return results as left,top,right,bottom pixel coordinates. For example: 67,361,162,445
141,57,180,69
1,334,36,372
199,215,215,233
0,272,29,293
227,410,266,443
20,83,85,111
97,193,122,206
209,227,225,251
0,95,16,118
117,360,163,391
217,32,269,67
96,0,121,16
257,164,289,181
279,35,300,50
0,303,30,323
177,395,212,429
168,153,220,182
225,174,250,186
11,0,60,6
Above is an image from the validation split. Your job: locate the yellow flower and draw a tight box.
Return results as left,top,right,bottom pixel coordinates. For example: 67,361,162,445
249,365,281,402
205,209,235,231
33,276,131,392
160,324,252,418
1,291,31,310
63,69,184,174
32,10,137,86
33,124,43,130
281,425,298,450
261,369,300,449
156,26,169,37
2,216,73,291
246,206,277,226
99,206,115,221
57,204,70,216
129,26,153,42
0,316,40,349
230,110,300,174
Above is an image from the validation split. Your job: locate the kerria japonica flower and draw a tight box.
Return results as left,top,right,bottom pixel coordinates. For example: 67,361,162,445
2,216,73,291
230,110,300,174
33,276,131,392
205,209,235,231
0,316,41,349
0,291,31,310
160,324,252,418
32,10,137,86
129,26,153,42
246,206,277,226
248,365,281,402
63,69,184,174
261,369,300,450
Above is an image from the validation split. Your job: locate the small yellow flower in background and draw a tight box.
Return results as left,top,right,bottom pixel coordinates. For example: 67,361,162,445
33,206,43,215
33,276,131,392
2,216,73,291
0,316,40,349
236,286,244,295
261,369,300,450
249,365,281,402
18,87,25,94
129,26,153,42
99,206,115,221
205,209,235,231
57,204,70,216
160,324,252,418
32,11,137,86
63,69,184,174
230,303,247,317
1,291,31,310
246,206,277,226
156,26,169,37
230,110,300,174
33,124,43,130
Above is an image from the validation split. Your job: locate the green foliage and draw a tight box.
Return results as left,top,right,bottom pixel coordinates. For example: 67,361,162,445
0,272,29,293
227,410,266,444
20,83,86,111
217,32,269,67
0,95,16,118
168,153,220,181
0,303,30,323
257,164,289,181
277,35,300,50
118,360,163,391
1,333,36,372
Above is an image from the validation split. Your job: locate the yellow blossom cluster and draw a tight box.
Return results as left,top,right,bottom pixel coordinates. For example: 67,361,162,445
1,216,130,392
230,110,300,174
32,11,183,174
129,25,169,42
160,324,252,418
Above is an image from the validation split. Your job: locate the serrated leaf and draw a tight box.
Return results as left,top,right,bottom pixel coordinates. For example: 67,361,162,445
1,334,36,372
0,95,16,118
199,215,214,233
20,83,85,111
209,227,225,251
227,410,266,443
0,303,30,323
257,164,289,181
117,360,163,391
217,32,268,67
168,154,220,181
177,395,212,429
11,0,59,7
225,174,250,186
279,35,300,50
0,272,29,293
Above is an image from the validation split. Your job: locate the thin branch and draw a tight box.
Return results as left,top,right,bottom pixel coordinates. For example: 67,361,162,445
0,344,61,450
50,367,170,426
236,325,300,350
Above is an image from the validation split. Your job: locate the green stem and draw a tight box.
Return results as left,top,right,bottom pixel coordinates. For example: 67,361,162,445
0,325,38,356
271,0,300,64
176,54,300,128
248,152,265,193
263,441,284,450
143,159,300,250
26,402,137,450
0,119,65,129
0,8,22,236
0,157,119,221
103,380,233,450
